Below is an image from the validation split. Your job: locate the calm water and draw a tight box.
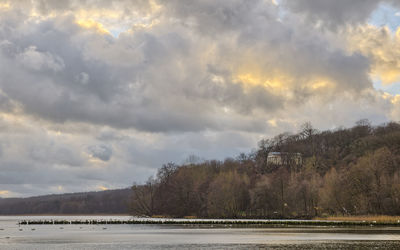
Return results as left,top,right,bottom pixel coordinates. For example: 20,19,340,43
0,216,399,249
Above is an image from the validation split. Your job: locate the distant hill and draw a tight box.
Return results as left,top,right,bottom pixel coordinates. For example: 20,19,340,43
0,188,131,215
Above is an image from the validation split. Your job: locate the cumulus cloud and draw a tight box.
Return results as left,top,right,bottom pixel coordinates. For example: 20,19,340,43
0,0,375,132
0,0,398,196
345,25,400,84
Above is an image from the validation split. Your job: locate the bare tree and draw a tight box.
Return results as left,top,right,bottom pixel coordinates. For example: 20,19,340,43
131,177,157,216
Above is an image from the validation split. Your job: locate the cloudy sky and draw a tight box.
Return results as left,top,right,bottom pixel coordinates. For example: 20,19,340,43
0,0,400,197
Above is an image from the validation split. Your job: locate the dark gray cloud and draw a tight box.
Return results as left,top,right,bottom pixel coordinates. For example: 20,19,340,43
88,144,113,161
282,0,400,29
282,0,379,28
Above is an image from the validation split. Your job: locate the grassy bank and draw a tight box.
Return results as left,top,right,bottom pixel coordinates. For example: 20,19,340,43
315,216,400,223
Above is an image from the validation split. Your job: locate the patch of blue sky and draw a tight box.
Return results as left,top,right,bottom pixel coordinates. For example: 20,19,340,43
368,3,400,94
373,79,400,95
275,0,288,21
110,28,124,38
368,2,400,32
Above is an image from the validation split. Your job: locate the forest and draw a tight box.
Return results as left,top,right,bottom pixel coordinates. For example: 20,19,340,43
131,120,400,219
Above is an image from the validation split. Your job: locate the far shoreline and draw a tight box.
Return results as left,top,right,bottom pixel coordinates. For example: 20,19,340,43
0,214,131,216
16,217,400,227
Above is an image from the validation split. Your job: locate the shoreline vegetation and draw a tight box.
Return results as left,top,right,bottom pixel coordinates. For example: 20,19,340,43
316,215,400,223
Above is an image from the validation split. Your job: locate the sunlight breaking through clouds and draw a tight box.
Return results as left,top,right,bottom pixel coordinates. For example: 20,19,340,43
76,19,111,34
0,0,400,196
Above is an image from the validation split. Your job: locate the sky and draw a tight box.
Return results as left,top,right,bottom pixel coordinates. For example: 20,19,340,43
0,0,400,197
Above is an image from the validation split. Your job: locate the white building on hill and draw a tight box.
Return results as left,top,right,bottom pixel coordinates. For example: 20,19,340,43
267,152,302,166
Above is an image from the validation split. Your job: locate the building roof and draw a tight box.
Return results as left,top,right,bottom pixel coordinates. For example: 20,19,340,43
268,152,302,156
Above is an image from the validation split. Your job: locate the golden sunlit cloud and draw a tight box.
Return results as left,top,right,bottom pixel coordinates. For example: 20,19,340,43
346,25,400,85
268,119,278,127
234,63,289,93
235,69,335,96
232,54,333,95
74,9,125,35
98,185,108,191
0,2,10,10
87,155,105,164
389,94,400,104
76,19,110,34
236,73,284,90
0,1,161,37
310,79,335,90
73,8,160,36
379,69,400,84
0,190,9,196
382,93,400,120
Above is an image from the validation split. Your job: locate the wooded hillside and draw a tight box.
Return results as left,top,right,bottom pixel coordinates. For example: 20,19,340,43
0,189,131,214
131,120,400,219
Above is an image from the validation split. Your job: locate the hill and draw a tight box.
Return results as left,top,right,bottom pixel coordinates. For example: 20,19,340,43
131,120,400,218
0,188,131,215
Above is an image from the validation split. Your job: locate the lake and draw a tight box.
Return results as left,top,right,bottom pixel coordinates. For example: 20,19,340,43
0,216,399,249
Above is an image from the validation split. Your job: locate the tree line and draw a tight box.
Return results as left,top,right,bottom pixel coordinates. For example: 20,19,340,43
131,120,400,218
0,189,131,214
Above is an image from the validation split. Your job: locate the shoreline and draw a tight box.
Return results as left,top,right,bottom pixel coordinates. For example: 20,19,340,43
0,214,131,216
17,218,400,227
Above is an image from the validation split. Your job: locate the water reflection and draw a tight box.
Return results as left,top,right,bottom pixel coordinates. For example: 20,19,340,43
0,216,399,249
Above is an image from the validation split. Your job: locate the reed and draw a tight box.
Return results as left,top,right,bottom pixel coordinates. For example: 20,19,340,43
315,215,400,223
